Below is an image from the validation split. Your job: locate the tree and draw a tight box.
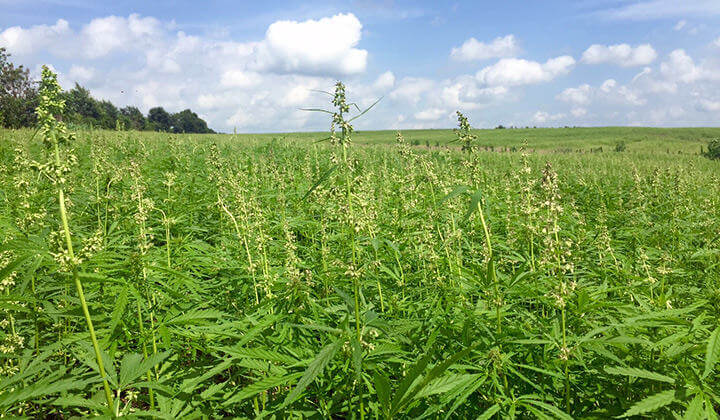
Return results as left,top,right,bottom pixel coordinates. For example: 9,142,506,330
98,100,118,129
171,109,214,134
0,47,38,128
64,83,103,126
148,106,172,132
119,106,146,131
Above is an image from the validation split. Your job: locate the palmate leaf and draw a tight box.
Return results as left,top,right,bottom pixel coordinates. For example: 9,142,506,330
0,369,94,409
682,394,704,420
476,404,501,420
162,308,225,326
374,373,391,415
703,326,720,378
604,366,675,384
618,390,676,418
118,351,170,389
520,399,573,420
282,339,342,407
223,372,303,407
391,344,476,416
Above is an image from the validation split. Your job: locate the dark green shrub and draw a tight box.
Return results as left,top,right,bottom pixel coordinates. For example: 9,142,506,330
702,139,720,160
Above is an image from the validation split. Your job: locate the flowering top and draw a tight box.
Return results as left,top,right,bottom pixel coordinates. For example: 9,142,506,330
36,65,74,148
454,111,477,152
330,82,353,146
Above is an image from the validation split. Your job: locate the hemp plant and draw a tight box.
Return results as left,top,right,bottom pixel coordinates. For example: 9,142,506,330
35,66,114,411
302,81,380,418
454,111,477,152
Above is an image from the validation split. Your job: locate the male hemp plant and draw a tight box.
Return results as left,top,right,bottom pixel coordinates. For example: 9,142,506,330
454,111,477,152
36,66,115,412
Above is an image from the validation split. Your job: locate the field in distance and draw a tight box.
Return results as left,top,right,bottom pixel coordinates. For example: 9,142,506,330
240,126,720,153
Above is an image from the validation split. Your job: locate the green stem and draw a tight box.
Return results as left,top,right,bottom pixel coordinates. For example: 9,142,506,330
55,142,114,411
477,198,501,333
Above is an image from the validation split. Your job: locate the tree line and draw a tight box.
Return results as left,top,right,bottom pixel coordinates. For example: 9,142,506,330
0,48,214,133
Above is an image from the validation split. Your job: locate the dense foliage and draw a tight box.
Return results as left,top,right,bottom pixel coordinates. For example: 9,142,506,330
703,139,720,161
1,76,719,418
0,48,37,129
0,51,213,133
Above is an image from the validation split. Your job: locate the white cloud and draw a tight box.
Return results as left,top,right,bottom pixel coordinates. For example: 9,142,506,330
581,43,657,67
0,19,70,56
659,49,703,83
476,55,575,86
450,35,519,61
600,79,617,93
557,78,646,112
532,111,565,124
673,20,686,30
389,77,435,104
68,65,94,82
373,71,395,90
414,108,448,121
557,84,592,104
220,70,263,88
81,14,164,58
571,107,587,117
713,37,720,48
252,13,367,76
697,99,720,112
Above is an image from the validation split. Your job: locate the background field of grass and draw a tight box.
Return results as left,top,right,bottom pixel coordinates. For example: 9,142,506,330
232,126,720,153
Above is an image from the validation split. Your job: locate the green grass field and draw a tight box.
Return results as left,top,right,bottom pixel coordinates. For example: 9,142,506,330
1,113,720,417
236,126,720,153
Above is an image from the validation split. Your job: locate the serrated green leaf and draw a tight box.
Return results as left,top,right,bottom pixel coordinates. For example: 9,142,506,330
282,339,341,407
618,390,675,418
604,366,675,384
703,326,720,378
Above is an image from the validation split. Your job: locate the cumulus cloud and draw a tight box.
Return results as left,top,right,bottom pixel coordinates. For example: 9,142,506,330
557,84,592,104
389,77,435,104
659,49,704,83
557,79,645,108
68,65,94,83
571,107,587,117
81,14,164,58
581,43,657,67
450,35,519,61
373,71,395,90
697,99,720,112
532,111,565,124
0,19,70,56
252,13,367,76
414,108,448,121
220,70,263,88
476,56,575,86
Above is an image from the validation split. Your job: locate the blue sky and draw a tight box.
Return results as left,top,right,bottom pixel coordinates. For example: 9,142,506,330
2,0,720,132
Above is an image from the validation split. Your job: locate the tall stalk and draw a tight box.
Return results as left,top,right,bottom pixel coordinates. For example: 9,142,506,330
37,66,114,411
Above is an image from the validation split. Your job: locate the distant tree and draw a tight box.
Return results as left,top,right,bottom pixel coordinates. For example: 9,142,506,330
64,83,103,126
171,109,214,134
148,106,172,132
98,100,118,129
0,47,37,128
119,106,146,131
495,124,506,129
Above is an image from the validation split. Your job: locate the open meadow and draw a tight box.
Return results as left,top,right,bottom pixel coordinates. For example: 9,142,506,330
2,104,720,418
